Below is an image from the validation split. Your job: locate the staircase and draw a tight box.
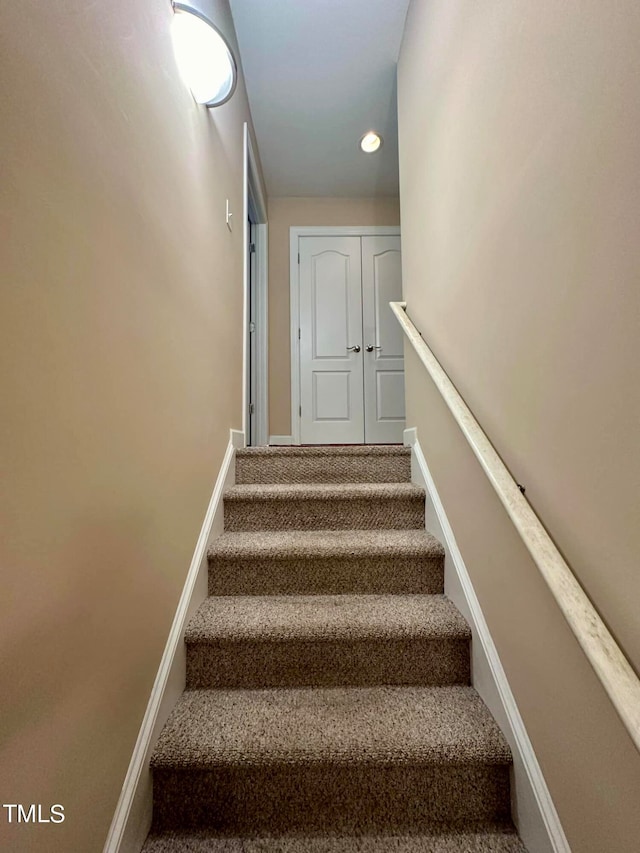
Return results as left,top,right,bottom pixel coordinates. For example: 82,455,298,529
143,446,526,852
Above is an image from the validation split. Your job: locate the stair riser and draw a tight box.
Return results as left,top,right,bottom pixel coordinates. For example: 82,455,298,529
208,555,444,596
152,764,511,832
224,497,425,532
236,455,411,485
186,638,470,689
143,829,526,852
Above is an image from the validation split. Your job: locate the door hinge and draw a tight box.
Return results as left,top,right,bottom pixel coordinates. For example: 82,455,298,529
249,242,256,253
249,403,255,414
299,405,302,417
249,321,256,333
298,328,301,340
298,252,300,264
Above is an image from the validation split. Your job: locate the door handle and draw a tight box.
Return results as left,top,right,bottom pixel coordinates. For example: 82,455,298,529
347,345,361,353
365,345,382,352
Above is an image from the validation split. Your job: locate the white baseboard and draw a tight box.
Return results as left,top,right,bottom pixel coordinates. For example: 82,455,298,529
404,428,570,853
268,435,293,446
103,431,241,853
230,428,246,450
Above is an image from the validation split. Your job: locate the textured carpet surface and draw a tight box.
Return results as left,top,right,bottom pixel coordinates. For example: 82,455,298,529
146,445,524,849
224,483,425,532
185,595,470,688
236,445,411,484
143,827,526,852
207,530,445,596
238,446,410,457
225,483,424,502
209,529,443,561
186,636,470,690
151,764,511,833
186,594,470,641
151,686,511,768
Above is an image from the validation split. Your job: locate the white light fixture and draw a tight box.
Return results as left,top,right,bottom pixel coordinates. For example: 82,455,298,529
360,131,383,153
171,3,237,107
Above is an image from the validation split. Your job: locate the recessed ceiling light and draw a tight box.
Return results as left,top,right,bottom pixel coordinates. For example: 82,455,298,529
360,131,383,153
171,4,237,107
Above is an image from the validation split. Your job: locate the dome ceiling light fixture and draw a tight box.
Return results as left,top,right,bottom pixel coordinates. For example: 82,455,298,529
360,131,383,153
171,2,237,107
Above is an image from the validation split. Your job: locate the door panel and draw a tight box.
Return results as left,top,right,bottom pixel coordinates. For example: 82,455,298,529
299,237,364,444
376,371,405,421
362,236,405,443
313,371,352,420
312,252,350,358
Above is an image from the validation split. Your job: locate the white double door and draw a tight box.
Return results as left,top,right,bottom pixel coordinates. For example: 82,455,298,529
298,234,405,444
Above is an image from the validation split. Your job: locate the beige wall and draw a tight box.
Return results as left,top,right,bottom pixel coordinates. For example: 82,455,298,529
267,196,400,436
398,1,640,851
0,2,258,851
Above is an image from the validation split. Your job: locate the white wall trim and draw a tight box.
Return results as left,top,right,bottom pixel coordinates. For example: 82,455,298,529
289,225,401,445
230,428,246,450
102,430,241,853
243,123,269,446
268,434,293,446
242,124,249,440
255,222,269,446
290,226,401,238
404,427,570,853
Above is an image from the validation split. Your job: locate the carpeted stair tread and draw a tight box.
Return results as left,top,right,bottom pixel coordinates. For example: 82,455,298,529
237,446,410,457
185,595,471,688
150,686,511,769
185,595,470,642
145,445,525,848
208,529,443,561
185,594,470,688
224,482,424,502
235,446,411,484
207,530,445,596
142,826,526,851
224,483,425,532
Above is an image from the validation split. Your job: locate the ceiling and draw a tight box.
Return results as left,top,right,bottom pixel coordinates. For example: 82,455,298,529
228,0,410,198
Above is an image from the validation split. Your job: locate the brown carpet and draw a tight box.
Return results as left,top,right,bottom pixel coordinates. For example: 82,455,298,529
143,445,526,851
207,529,445,596
143,828,526,852
185,595,470,688
223,483,426,532
235,445,411,484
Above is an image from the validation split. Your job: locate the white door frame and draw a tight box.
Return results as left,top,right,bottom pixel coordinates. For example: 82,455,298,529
243,123,269,445
289,225,401,446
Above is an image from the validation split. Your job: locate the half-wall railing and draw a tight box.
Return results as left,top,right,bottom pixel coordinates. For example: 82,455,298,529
390,300,640,752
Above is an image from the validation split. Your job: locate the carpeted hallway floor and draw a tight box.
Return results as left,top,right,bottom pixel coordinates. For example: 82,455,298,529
143,446,526,852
